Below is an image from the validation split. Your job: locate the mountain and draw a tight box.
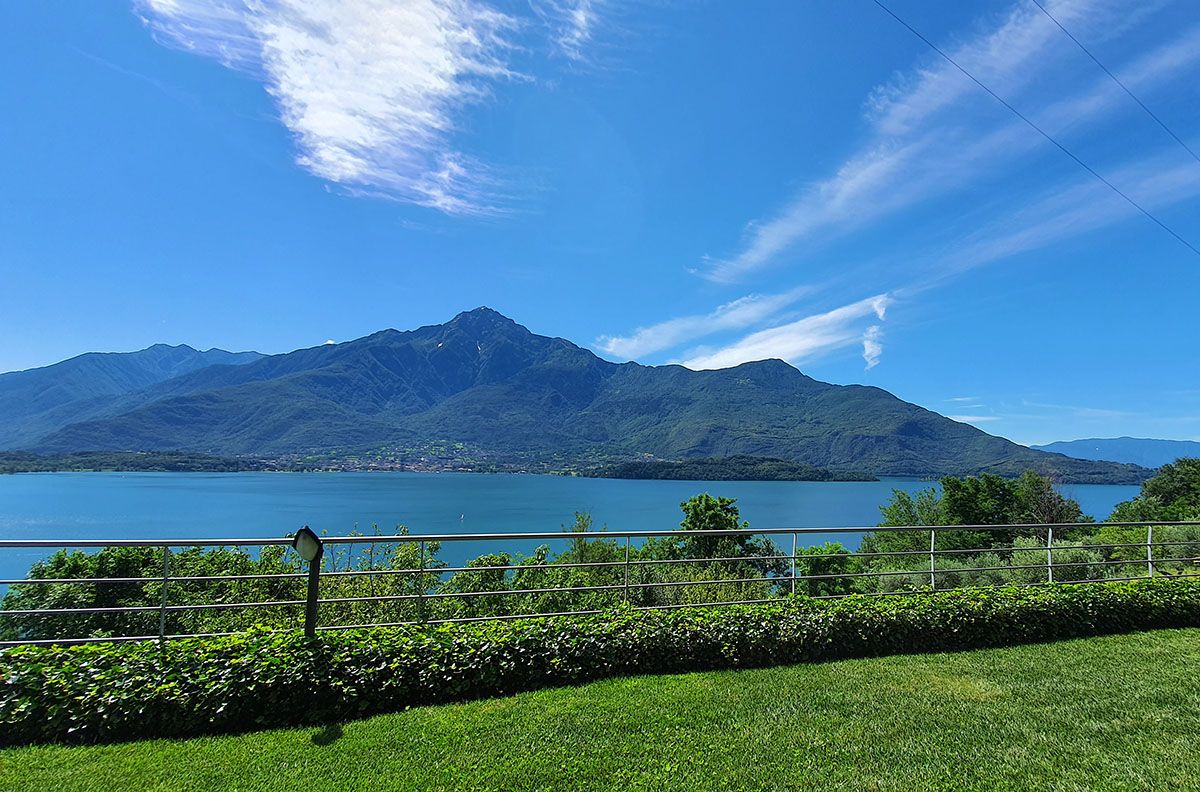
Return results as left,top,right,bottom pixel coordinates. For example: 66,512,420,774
1032,438,1200,469
0,344,263,448
3,309,1147,482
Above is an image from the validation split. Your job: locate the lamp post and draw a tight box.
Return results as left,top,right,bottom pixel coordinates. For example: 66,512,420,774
292,526,324,637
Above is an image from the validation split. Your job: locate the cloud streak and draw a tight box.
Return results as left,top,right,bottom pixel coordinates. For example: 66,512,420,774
139,0,522,215
533,0,602,61
680,294,890,371
862,325,883,370
704,3,1200,280
943,150,1200,275
595,285,815,359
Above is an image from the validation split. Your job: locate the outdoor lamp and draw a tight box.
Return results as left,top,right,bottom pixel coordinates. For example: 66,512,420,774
292,526,324,637
292,525,324,563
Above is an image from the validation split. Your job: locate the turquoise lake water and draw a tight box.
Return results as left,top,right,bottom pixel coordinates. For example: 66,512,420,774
0,472,1139,580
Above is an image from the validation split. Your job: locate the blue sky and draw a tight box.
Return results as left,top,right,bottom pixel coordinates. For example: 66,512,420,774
1,0,1198,446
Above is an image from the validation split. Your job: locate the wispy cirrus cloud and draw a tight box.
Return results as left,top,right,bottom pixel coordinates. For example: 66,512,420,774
941,150,1200,275
947,398,1137,438
137,0,611,215
532,0,602,61
704,2,1200,281
862,325,884,370
1020,399,1134,420
594,285,815,360
680,294,891,371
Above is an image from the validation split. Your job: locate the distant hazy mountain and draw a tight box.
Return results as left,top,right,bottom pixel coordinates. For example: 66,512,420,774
1032,438,1200,469
0,344,263,448
4,309,1147,482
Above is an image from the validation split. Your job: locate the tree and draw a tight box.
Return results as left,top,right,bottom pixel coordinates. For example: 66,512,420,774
638,494,786,597
878,475,1086,529
1013,471,1086,524
941,473,1029,526
678,494,784,574
1104,459,1200,575
439,553,512,617
796,542,861,597
509,512,625,613
1111,458,1200,522
879,488,944,527
559,512,621,566
859,471,1093,594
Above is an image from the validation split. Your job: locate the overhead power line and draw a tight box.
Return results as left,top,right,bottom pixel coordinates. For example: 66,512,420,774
868,0,1200,259
1029,0,1200,166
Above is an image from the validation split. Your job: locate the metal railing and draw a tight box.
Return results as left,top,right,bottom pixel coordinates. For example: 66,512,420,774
1,520,1198,647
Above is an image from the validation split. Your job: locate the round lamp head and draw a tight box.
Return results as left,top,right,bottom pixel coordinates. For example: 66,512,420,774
292,526,324,563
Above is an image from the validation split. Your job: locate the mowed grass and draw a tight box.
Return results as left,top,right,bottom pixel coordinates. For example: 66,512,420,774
3,629,1199,791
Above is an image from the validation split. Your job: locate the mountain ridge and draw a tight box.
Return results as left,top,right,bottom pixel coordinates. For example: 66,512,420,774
1,309,1149,483
0,344,263,448
1032,437,1200,469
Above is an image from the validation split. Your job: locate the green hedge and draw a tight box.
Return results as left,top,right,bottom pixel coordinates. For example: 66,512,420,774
3,579,1199,746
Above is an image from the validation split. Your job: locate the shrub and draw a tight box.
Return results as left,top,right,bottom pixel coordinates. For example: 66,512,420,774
3,578,1199,747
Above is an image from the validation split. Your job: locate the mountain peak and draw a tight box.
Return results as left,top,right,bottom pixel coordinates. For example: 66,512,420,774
444,307,525,337
451,306,515,323
144,343,197,353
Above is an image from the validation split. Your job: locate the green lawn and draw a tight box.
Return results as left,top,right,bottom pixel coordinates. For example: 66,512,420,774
3,629,1198,791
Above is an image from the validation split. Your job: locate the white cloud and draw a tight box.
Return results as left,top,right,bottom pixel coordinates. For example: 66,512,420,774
1020,399,1133,419
680,294,890,371
138,0,522,215
533,0,601,61
945,151,1200,274
864,0,1096,137
947,415,1001,423
704,142,925,282
595,285,815,359
861,325,883,370
323,339,337,345
704,4,1200,280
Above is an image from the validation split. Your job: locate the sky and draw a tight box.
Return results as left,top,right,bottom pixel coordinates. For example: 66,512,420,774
1,0,1198,446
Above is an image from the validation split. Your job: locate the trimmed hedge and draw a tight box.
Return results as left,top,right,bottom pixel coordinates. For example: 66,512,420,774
3,579,1200,746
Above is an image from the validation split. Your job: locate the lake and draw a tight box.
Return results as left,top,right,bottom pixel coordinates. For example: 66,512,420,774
0,472,1139,580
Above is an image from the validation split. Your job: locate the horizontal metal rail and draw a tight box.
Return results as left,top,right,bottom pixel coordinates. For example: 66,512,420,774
0,599,307,617
11,539,1194,588
3,520,1197,548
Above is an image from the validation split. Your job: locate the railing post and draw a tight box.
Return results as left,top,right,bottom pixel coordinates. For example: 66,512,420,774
1046,526,1054,584
304,550,321,638
1147,525,1154,578
418,540,427,622
929,529,936,590
158,546,170,649
623,535,630,604
790,532,798,597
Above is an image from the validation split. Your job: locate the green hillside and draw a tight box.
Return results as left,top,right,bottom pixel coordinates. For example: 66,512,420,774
0,344,262,448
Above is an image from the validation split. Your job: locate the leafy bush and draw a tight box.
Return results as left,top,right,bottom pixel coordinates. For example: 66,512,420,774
3,578,1199,747
0,528,442,642
1,497,794,641
795,542,861,597
856,467,1200,597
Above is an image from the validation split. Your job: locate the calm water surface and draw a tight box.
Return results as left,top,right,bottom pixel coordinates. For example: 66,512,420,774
0,472,1139,578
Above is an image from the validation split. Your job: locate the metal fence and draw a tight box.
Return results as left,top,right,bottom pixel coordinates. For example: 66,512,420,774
1,520,1199,648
